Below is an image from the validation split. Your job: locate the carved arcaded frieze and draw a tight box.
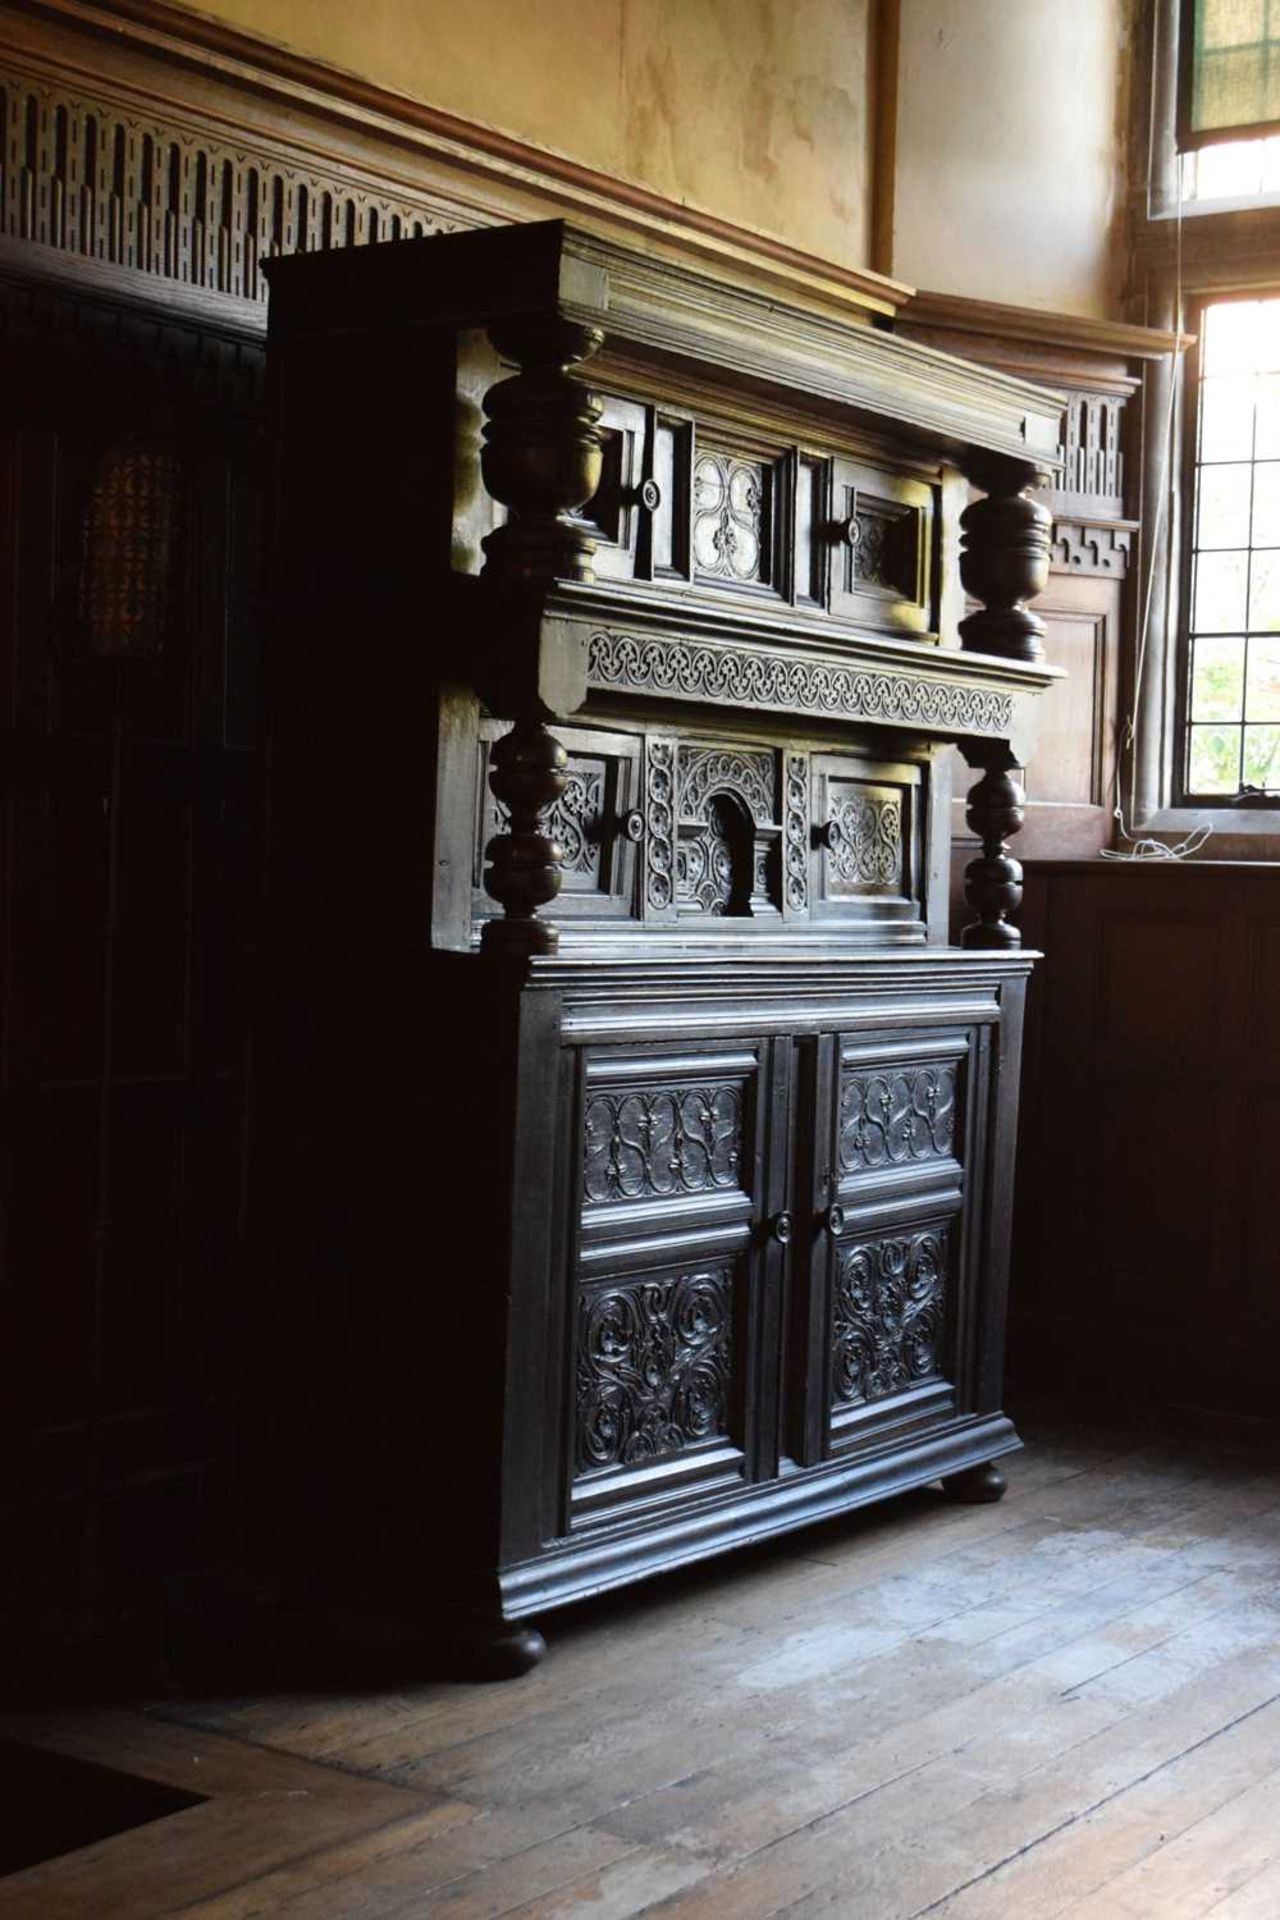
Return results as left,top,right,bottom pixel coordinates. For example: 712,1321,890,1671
1051,521,1133,577
587,631,1015,735
838,1062,958,1172
831,1226,949,1409
576,1267,733,1474
582,1081,746,1205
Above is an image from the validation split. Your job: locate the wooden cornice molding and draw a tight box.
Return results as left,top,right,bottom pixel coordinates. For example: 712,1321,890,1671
898,289,1189,360
8,0,912,322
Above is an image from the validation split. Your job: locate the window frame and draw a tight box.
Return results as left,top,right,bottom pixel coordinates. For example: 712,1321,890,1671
1126,0,1280,848
1177,0,1280,154
1174,286,1280,805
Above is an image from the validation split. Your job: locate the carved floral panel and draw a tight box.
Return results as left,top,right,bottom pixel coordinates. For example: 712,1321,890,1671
583,1082,746,1205
831,1226,948,1408
693,451,770,584
576,1267,733,1474
838,1062,957,1173
823,788,902,896
488,755,607,890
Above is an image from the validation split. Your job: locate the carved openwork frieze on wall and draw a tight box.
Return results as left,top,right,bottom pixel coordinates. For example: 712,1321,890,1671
831,1225,950,1410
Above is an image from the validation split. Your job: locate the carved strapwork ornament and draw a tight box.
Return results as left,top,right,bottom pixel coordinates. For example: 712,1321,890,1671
959,455,1053,664
960,748,1026,951
481,320,606,587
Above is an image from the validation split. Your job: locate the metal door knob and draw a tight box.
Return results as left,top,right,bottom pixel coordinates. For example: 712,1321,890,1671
769,1211,794,1245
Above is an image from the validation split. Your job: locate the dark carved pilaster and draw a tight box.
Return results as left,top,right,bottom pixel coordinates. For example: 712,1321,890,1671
961,750,1025,950
478,319,605,954
959,455,1052,664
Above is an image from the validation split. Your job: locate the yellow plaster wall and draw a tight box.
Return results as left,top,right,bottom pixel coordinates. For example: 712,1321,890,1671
169,0,875,270
892,0,1133,317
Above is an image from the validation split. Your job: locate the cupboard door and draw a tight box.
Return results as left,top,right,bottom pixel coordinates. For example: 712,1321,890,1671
791,1029,972,1464
828,457,935,634
810,752,925,935
566,1038,788,1531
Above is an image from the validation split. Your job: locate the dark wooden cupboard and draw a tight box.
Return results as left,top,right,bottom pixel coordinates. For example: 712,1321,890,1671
253,220,1060,1669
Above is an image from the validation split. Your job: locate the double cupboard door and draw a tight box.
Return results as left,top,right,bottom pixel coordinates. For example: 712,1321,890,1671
559,1012,989,1544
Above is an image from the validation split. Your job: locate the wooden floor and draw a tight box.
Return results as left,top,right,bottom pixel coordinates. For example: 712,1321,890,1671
6,1408,1280,1917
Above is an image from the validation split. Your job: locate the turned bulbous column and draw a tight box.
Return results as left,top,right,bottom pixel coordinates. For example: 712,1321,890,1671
481,319,605,586
958,458,1052,664
961,761,1026,950
481,721,569,956
478,317,604,956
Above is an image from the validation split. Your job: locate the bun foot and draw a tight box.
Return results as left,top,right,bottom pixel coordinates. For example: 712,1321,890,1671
941,1461,1007,1504
457,1623,547,1680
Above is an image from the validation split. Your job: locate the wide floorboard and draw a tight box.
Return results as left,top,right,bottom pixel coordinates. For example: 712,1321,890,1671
5,1408,1280,1917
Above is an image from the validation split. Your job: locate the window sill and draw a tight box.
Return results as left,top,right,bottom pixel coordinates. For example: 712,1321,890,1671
1134,806,1280,861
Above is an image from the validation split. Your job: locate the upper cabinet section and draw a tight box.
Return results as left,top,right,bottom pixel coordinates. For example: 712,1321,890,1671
266,219,1065,656
572,401,939,640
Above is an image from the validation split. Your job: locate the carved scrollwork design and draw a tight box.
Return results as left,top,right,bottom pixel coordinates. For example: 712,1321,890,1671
576,1268,733,1473
583,1081,746,1205
587,632,1015,735
838,1064,957,1172
831,1227,949,1408
784,755,808,914
644,737,676,913
821,792,901,894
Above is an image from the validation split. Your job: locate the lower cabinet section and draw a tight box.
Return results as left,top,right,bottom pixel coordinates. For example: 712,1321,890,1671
486,955,1029,1623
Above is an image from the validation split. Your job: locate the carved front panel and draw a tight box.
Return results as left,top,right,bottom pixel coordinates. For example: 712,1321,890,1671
831,1225,950,1410
693,448,774,587
476,722,642,920
583,1082,745,1205
823,787,902,897
829,458,933,634
810,754,921,927
575,1265,733,1476
839,1062,957,1173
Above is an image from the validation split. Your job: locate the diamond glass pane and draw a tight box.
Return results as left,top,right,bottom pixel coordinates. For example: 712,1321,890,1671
1192,634,1247,719
1243,723,1280,786
1246,635,1280,718
1198,463,1254,546
1199,376,1258,460
1194,549,1250,629
1252,462,1280,543
1188,725,1244,792
1250,548,1280,628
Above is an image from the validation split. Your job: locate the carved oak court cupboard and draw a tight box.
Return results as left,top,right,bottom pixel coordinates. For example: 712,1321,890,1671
253,220,1061,1672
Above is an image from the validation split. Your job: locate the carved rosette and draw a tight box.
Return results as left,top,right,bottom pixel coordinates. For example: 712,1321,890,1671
959,456,1052,664
961,759,1026,950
